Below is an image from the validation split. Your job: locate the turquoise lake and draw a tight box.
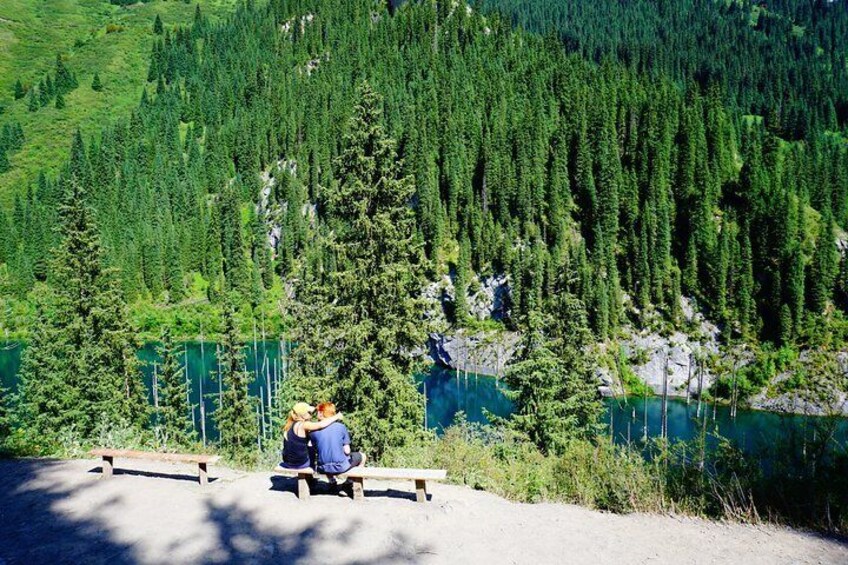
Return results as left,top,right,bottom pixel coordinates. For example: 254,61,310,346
1,341,846,456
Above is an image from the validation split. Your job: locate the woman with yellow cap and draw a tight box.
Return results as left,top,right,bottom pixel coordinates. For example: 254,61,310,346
280,402,344,469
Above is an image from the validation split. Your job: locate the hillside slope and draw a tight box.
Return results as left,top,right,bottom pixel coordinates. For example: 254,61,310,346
0,0,236,205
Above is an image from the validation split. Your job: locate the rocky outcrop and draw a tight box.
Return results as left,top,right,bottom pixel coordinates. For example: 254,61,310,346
428,331,521,377
620,331,717,397
619,297,722,398
421,273,510,326
749,391,848,416
750,351,848,416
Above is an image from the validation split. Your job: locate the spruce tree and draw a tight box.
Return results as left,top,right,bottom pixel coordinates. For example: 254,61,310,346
55,91,65,110
18,178,147,440
808,213,838,314
453,235,471,324
289,82,426,460
156,327,195,447
153,14,164,35
13,79,25,100
214,295,258,465
91,72,103,92
54,53,77,93
39,80,50,107
505,293,602,455
27,89,37,113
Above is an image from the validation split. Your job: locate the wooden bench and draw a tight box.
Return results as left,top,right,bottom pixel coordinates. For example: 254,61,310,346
90,448,221,486
274,465,447,503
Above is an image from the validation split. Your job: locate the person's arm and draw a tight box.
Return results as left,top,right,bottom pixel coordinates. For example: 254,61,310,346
343,427,351,455
301,413,343,432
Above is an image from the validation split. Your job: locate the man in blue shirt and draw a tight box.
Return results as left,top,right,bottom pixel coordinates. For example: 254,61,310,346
310,402,366,476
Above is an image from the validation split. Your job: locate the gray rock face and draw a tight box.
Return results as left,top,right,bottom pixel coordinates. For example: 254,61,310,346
749,351,848,416
428,331,521,377
749,392,848,417
620,331,717,397
620,298,722,398
467,274,510,321
421,273,511,325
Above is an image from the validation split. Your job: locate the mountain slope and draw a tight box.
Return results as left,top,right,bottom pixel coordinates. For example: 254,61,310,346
0,0,236,205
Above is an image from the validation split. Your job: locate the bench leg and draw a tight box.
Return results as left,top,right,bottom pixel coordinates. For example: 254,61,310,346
297,474,311,500
351,477,364,502
415,479,427,503
198,463,208,486
102,456,113,479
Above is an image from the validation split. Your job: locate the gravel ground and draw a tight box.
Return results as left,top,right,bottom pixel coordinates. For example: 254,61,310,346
1,457,846,564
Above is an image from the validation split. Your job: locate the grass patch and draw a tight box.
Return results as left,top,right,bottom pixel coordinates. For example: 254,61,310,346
384,418,848,533
0,0,238,207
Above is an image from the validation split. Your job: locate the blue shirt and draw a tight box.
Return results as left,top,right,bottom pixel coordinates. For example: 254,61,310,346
310,421,352,474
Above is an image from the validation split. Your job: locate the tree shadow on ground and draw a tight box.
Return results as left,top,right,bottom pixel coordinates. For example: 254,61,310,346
0,459,135,565
86,465,217,484
196,500,432,563
1,459,434,564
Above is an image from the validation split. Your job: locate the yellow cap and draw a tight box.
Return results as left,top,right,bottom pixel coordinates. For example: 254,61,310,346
292,402,315,417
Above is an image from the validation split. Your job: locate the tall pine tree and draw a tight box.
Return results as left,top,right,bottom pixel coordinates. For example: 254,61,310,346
214,295,258,465
156,327,196,447
289,82,426,460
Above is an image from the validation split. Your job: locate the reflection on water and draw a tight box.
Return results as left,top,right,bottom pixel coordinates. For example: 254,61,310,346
1,341,847,459
419,365,513,431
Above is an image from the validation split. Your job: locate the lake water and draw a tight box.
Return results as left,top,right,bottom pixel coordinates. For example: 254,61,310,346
2,341,846,456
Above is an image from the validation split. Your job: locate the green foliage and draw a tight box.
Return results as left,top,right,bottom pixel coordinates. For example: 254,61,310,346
213,294,258,466
0,0,844,351
153,14,164,35
618,350,653,397
91,72,103,92
17,176,148,441
155,327,196,447
386,417,848,532
288,83,427,460
0,384,10,445
479,0,848,139
504,295,603,455
713,345,799,401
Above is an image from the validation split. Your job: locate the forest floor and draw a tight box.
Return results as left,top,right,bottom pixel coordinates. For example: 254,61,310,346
1,458,847,564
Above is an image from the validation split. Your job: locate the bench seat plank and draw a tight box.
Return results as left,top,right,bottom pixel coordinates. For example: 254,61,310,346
90,448,220,465
274,466,446,481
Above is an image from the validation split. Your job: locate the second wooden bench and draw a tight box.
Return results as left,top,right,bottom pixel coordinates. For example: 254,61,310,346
90,448,221,486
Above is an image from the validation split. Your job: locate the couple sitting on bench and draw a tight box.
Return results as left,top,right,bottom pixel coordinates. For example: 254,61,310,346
280,401,366,481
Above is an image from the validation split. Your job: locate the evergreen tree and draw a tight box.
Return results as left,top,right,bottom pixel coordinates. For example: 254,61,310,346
54,53,77,93
505,293,602,454
214,295,258,465
27,89,37,113
13,79,25,100
156,327,195,447
453,236,471,324
289,82,426,460
153,14,164,35
55,91,65,110
18,178,147,440
808,213,838,314
91,72,103,92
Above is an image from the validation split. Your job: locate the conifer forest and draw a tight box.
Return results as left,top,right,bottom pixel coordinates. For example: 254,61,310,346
1,0,848,534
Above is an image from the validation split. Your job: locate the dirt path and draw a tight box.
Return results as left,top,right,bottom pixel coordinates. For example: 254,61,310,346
1,458,845,564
